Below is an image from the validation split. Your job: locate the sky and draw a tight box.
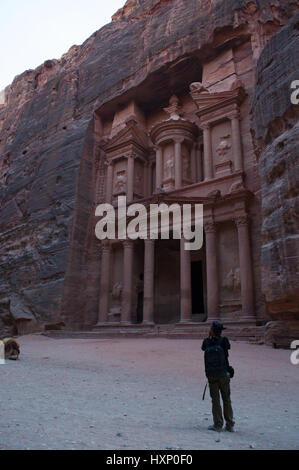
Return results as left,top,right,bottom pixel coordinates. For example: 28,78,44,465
0,0,125,91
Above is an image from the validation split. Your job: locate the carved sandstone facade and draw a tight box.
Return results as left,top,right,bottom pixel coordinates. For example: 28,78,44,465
95,72,259,328
1,1,298,339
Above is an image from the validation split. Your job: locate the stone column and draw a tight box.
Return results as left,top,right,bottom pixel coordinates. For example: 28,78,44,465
180,237,192,322
121,240,134,324
231,113,243,172
148,162,153,196
197,143,203,182
174,139,183,189
203,124,213,180
156,146,163,190
127,155,135,202
205,221,219,320
97,241,111,325
106,162,114,203
143,240,155,325
191,143,198,183
143,162,149,198
235,215,255,321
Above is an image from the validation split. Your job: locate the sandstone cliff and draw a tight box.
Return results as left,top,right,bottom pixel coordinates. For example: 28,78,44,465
251,11,299,347
0,0,298,336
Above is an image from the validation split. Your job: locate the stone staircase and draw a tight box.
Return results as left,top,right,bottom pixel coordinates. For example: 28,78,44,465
43,321,266,343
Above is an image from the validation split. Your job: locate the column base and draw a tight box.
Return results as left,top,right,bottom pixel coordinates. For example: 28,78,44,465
207,316,220,323
241,315,257,324
95,322,110,328
142,321,155,326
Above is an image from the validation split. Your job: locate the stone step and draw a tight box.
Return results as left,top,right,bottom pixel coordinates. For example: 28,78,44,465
42,323,265,343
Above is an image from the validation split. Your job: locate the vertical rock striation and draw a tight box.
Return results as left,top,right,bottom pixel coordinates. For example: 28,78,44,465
251,12,299,347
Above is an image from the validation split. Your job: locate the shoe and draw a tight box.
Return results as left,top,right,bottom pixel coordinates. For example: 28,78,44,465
225,425,235,432
208,425,222,432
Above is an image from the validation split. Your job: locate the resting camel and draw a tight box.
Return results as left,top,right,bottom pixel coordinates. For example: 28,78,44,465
0,338,20,360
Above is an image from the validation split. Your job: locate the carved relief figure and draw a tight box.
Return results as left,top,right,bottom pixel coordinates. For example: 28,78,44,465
224,268,241,293
216,135,232,161
164,155,174,180
109,281,123,319
134,165,143,195
163,95,183,120
111,282,123,301
114,170,127,194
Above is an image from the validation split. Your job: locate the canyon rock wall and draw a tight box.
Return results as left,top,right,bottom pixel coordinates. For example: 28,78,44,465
251,12,299,347
0,0,298,335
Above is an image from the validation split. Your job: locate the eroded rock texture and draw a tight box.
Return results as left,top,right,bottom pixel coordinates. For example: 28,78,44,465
0,0,298,335
251,12,299,347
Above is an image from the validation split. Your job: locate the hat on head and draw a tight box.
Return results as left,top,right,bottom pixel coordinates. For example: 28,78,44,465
211,321,226,334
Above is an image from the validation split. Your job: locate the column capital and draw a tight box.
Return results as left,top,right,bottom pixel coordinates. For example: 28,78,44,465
235,215,249,228
173,137,184,145
229,111,241,121
122,239,135,249
205,221,217,233
101,240,111,253
201,122,211,131
144,238,155,247
105,160,114,168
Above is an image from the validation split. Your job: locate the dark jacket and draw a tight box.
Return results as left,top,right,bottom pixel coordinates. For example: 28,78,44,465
202,336,231,371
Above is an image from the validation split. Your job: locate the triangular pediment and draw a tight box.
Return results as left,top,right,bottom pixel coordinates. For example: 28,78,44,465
190,82,246,114
105,120,149,153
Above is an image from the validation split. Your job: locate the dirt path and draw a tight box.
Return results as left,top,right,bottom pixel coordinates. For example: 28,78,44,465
0,335,298,450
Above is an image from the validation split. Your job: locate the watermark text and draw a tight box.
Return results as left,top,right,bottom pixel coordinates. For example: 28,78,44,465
95,197,203,251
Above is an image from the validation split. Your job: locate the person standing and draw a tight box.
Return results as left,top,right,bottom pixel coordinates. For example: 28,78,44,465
202,321,235,432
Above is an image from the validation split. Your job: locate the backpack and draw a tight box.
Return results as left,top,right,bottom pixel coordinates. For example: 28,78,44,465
204,338,227,378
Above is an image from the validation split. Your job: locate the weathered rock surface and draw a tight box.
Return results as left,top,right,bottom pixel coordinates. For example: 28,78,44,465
251,12,299,346
0,0,298,335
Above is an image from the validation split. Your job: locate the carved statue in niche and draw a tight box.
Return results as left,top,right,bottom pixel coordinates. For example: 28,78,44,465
108,281,123,319
163,95,183,120
216,135,232,161
224,268,241,293
164,155,174,180
111,282,123,301
182,147,190,180
114,170,127,194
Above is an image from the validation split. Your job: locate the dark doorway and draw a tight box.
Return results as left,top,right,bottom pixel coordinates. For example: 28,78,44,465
191,261,205,315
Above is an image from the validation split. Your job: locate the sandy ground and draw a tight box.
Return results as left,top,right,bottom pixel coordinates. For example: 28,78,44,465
0,335,298,450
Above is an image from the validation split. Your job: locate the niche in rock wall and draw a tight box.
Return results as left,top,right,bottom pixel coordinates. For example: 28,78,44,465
154,240,180,324
134,160,145,199
211,120,233,177
163,143,175,190
108,244,124,322
113,160,127,198
217,221,241,319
